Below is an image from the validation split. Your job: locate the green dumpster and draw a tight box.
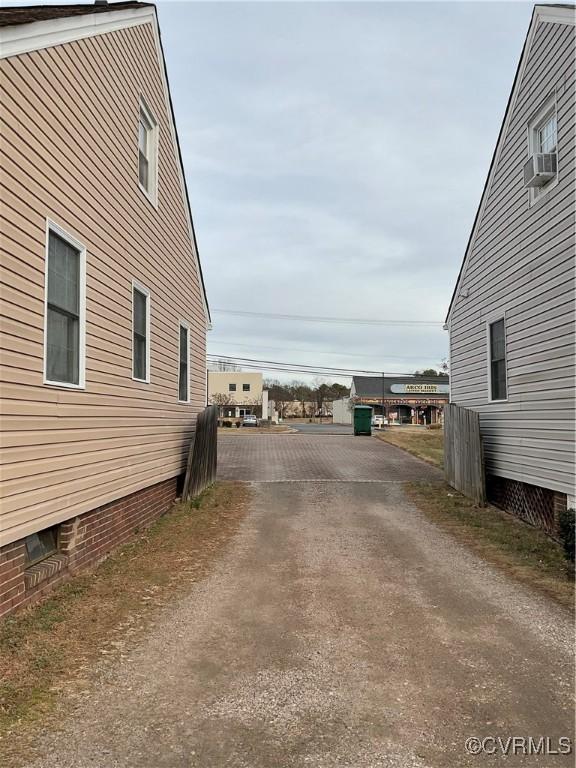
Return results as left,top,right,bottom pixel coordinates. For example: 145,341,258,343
353,405,373,436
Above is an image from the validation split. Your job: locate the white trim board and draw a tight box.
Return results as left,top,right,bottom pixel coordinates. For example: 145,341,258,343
0,4,211,329
0,7,154,60
445,3,575,325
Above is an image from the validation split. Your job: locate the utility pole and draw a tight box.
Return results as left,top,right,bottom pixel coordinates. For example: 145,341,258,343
381,371,385,428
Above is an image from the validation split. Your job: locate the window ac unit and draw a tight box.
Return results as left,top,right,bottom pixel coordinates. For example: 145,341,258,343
523,152,557,188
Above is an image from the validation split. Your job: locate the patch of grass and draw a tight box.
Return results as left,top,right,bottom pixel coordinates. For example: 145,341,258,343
407,482,574,609
375,427,444,468
0,482,249,754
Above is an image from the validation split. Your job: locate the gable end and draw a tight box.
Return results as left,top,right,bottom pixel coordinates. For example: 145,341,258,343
446,3,575,325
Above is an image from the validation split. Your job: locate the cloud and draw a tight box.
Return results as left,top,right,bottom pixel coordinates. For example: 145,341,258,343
159,0,532,381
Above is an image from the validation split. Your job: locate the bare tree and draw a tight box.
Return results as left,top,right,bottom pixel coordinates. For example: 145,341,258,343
209,392,236,418
290,381,313,418
210,392,235,406
264,379,292,419
209,359,241,372
245,395,263,418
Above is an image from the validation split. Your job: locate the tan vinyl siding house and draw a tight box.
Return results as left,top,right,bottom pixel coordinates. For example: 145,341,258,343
0,2,210,615
446,4,575,524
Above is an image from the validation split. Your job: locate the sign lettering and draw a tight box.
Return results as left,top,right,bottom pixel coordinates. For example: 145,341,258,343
390,383,449,395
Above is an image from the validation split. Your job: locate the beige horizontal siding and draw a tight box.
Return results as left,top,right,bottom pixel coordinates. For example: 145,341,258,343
0,21,208,545
449,19,575,496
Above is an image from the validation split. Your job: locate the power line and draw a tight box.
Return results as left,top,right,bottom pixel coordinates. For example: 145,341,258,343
208,340,441,363
207,353,426,378
210,362,355,378
208,354,381,375
211,308,443,327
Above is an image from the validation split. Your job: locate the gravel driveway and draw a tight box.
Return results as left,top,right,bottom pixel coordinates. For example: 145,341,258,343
27,436,573,768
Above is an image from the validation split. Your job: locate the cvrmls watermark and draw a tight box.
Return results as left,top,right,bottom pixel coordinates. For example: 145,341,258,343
465,736,572,756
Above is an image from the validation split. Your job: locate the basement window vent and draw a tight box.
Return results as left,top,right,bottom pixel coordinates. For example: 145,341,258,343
24,525,59,567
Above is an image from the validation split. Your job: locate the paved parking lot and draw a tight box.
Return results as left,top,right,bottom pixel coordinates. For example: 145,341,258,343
217,434,441,483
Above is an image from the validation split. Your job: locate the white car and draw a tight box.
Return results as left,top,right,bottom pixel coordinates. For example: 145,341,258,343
242,415,258,427
371,415,388,428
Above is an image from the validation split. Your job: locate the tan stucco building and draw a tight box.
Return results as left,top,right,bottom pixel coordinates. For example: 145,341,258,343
0,2,209,616
207,371,268,418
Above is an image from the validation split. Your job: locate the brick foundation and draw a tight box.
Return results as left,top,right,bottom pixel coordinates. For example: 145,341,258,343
0,477,178,619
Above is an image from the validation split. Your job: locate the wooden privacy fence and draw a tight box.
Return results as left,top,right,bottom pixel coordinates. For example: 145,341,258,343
182,405,218,501
444,402,486,506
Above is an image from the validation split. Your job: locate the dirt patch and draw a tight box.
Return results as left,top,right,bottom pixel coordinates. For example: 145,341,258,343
374,427,444,468
407,481,574,610
0,482,250,758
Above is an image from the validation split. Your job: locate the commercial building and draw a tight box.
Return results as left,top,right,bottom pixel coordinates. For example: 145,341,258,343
207,371,269,419
334,376,449,425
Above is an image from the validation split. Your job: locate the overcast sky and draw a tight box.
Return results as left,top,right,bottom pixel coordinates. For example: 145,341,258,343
16,0,537,383
158,1,534,383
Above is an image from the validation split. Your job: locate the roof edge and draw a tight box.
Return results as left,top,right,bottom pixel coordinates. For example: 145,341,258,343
0,2,211,326
0,4,154,58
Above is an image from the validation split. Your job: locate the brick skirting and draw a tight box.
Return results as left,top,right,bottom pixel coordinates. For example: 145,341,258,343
0,477,178,619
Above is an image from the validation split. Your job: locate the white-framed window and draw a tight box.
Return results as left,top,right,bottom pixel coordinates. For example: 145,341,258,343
132,281,150,382
242,383,250,392
528,95,558,205
138,98,158,206
178,322,190,403
43,220,86,389
229,383,236,392
487,317,508,402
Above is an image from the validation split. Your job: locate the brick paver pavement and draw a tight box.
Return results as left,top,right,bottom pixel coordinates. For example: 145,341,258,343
217,434,441,482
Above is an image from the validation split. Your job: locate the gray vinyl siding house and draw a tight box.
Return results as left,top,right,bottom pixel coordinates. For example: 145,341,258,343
446,4,575,520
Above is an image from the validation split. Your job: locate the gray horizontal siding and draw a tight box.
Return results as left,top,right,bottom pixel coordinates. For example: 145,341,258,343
449,19,576,497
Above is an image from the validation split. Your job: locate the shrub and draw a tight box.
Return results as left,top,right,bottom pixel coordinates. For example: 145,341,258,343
558,508,575,562
222,420,232,428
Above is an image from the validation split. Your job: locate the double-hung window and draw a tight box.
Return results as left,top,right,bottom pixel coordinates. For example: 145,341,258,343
537,112,557,154
132,283,150,382
44,224,85,387
488,318,507,401
527,97,558,203
178,323,190,402
243,383,250,392
138,100,158,205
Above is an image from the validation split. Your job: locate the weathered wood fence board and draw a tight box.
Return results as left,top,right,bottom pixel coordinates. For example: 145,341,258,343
444,403,485,505
182,405,218,501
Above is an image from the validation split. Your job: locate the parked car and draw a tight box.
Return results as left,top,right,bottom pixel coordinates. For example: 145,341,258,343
242,415,258,427
371,415,388,428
